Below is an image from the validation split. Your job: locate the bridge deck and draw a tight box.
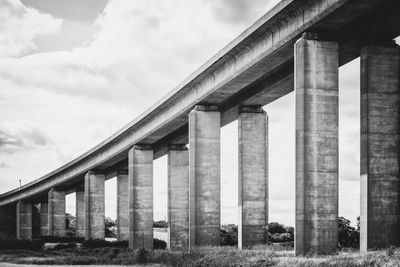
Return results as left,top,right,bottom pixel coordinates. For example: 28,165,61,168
1,0,399,206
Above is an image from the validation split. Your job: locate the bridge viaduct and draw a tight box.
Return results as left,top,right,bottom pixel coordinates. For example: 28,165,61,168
1,0,400,255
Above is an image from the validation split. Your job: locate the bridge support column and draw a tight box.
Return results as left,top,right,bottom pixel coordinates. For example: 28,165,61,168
360,44,400,252
85,172,105,240
40,203,48,236
75,190,85,238
16,201,32,239
0,204,16,239
48,189,66,237
238,106,268,249
168,145,189,250
189,105,221,248
117,172,129,241
295,35,339,255
129,145,153,249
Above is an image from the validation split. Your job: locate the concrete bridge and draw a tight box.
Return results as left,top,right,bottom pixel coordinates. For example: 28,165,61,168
0,0,400,255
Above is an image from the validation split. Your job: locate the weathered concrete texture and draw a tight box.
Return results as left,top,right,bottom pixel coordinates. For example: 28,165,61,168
40,203,48,236
168,145,189,250
16,201,32,240
32,204,41,238
48,189,66,237
129,146,153,249
295,36,339,255
0,204,16,239
238,107,268,249
75,191,85,238
117,173,129,241
189,105,221,248
360,44,400,252
85,172,105,240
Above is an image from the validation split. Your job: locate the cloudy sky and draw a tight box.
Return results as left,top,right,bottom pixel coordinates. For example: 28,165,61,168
0,0,376,227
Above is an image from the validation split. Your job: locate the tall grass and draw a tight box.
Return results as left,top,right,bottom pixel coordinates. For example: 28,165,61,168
1,245,400,266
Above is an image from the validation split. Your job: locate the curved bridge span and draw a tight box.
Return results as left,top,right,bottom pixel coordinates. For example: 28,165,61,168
1,0,400,255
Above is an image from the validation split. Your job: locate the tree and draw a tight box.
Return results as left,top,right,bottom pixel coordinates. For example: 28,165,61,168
285,226,294,237
153,220,167,228
338,216,359,248
105,217,116,238
105,217,116,228
220,224,238,246
268,222,286,234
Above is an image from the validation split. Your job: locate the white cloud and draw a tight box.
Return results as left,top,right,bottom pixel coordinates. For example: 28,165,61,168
0,0,62,57
0,0,277,109
0,120,51,153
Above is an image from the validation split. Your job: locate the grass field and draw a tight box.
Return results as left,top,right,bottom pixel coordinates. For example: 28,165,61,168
1,246,400,266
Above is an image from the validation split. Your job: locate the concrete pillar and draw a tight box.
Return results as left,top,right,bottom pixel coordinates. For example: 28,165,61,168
168,145,189,250
48,189,66,237
75,190,85,238
189,105,221,248
85,171,105,240
32,204,41,238
295,35,339,255
40,203,49,236
128,145,153,249
360,44,400,252
117,172,129,241
238,106,268,249
16,201,32,240
0,204,16,239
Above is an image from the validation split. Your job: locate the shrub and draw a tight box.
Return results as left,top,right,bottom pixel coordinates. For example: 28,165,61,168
153,238,167,249
220,225,238,246
41,235,84,243
153,220,168,228
0,239,43,251
51,242,77,250
269,233,293,243
268,222,286,234
82,239,128,249
136,248,149,264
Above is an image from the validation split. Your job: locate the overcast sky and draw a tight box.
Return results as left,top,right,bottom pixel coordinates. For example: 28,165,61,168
0,0,380,227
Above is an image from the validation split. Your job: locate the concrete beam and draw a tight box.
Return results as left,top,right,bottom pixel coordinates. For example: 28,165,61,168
48,189,66,237
360,44,400,251
16,201,32,240
238,106,268,249
76,190,85,238
189,105,221,248
129,145,153,249
168,145,189,250
85,172,105,240
295,35,339,255
40,203,48,236
117,172,129,241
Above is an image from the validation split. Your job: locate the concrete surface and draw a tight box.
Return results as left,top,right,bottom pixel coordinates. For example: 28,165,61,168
40,203,48,236
75,190,85,238
0,205,16,239
360,44,400,252
48,189,66,237
129,145,154,249
295,36,339,255
1,0,396,207
238,107,268,249
117,173,129,241
168,145,189,250
189,106,221,248
0,0,399,257
16,201,32,240
84,172,105,240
